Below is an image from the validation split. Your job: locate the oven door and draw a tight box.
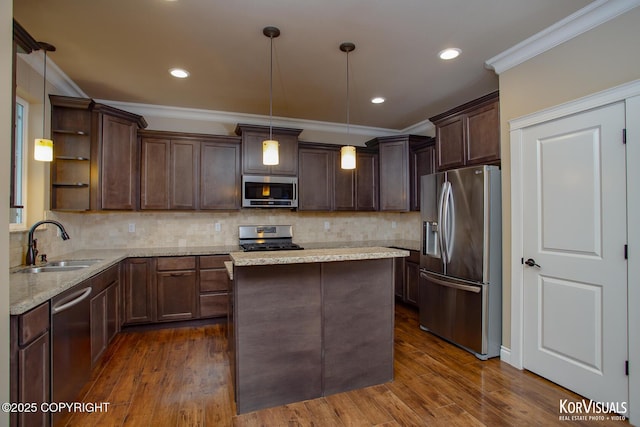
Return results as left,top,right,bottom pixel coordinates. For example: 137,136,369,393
242,175,298,207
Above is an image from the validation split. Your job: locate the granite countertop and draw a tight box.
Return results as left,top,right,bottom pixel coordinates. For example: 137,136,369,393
230,246,410,267
9,245,237,315
10,241,419,315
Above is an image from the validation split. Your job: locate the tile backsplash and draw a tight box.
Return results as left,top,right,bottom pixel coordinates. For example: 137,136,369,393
10,210,420,268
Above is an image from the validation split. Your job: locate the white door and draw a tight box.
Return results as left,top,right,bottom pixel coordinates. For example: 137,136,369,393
522,102,628,406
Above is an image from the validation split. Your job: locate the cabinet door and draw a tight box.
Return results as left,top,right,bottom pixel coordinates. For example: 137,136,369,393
379,140,410,211
242,130,298,176
141,138,170,209
394,257,404,299
123,258,155,324
334,153,356,211
170,140,199,209
411,145,435,211
156,270,197,322
405,260,420,306
436,115,465,171
106,282,119,344
18,333,50,427
466,100,500,165
200,141,241,209
99,114,138,210
356,152,378,211
299,148,334,211
90,289,107,365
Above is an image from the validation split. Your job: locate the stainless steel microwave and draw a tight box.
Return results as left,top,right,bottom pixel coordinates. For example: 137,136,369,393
242,175,298,208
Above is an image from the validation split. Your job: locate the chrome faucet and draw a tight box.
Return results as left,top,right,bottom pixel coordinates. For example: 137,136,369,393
25,220,70,265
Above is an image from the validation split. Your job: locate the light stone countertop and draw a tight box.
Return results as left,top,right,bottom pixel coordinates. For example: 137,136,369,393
10,241,418,315
230,246,410,267
9,246,237,315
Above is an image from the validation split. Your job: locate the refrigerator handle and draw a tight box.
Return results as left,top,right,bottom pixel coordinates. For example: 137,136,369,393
437,181,448,264
420,272,481,293
444,182,455,263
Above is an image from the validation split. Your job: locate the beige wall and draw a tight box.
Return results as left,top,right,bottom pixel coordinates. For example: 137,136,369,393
498,7,640,348
2,1,13,425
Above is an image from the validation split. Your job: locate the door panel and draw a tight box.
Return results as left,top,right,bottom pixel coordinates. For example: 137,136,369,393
522,102,627,406
446,166,485,283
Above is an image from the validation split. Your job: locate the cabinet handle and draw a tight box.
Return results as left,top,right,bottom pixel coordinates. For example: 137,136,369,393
169,272,189,277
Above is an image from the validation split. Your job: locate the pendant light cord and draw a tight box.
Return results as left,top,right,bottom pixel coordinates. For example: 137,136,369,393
268,34,274,141
42,49,47,138
346,49,350,136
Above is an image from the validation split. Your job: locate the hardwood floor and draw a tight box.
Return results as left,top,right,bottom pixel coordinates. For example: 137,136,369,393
62,304,627,426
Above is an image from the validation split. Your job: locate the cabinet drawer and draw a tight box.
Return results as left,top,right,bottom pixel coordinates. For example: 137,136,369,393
407,250,420,264
200,269,229,292
199,255,230,269
18,302,50,346
91,263,119,294
157,256,196,271
200,294,228,318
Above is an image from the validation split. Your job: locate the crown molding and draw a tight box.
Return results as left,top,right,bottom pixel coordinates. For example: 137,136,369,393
19,53,87,98
486,0,640,75
96,99,406,139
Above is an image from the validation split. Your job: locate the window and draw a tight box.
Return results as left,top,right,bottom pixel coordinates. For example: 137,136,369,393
10,96,28,230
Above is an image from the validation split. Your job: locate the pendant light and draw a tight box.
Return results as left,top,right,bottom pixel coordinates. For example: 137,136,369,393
262,26,280,166
340,42,356,170
34,42,56,162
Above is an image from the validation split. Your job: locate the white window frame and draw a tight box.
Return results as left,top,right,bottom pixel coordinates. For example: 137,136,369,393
10,96,29,232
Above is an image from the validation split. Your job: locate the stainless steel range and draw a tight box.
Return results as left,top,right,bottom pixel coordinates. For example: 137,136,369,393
238,225,303,252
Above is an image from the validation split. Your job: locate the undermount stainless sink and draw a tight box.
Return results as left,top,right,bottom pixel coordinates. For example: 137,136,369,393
18,259,102,274
47,259,102,267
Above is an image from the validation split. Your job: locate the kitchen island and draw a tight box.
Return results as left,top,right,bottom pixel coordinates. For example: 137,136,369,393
229,246,409,414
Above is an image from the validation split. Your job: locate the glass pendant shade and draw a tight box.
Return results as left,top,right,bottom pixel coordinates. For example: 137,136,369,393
263,139,279,165
340,145,356,170
34,138,54,162
35,42,56,162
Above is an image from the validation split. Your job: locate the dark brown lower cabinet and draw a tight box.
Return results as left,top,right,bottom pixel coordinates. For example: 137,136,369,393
394,249,420,307
10,302,51,427
232,258,395,414
123,257,155,324
156,256,197,322
90,264,120,365
199,255,230,318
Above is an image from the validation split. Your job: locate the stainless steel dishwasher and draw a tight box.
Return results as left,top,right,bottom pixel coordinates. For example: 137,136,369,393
51,282,92,425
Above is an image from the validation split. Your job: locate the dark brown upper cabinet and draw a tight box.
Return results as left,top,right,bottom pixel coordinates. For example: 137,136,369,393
298,143,378,212
366,135,433,212
430,91,500,171
49,95,147,211
235,124,301,176
139,130,241,210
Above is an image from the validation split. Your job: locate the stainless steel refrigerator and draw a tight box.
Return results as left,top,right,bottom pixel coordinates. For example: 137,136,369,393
419,165,502,359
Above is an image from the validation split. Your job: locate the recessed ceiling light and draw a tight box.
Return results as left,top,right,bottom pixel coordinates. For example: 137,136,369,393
438,48,461,60
169,68,189,78
371,97,385,104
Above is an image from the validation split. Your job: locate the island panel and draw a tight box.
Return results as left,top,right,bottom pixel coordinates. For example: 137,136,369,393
322,258,394,395
234,263,322,414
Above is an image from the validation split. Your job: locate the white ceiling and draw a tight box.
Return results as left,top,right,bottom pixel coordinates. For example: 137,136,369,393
14,0,593,133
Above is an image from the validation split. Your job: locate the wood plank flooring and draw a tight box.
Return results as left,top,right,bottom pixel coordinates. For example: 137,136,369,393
61,304,627,426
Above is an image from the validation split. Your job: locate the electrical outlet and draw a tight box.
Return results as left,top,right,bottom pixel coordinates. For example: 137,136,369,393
128,223,135,233
214,222,221,232
324,221,330,231
391,221,397,229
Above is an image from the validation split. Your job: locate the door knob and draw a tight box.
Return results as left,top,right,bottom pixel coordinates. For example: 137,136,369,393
524,258,541,268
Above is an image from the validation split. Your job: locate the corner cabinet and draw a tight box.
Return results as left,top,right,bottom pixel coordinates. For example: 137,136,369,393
139,130,241,210
235,123,302,176
49,95,147,211
366,135,434,212
430,91,500,171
